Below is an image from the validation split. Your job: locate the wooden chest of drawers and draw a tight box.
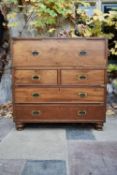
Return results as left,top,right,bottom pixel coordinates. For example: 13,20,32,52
12,38,108,130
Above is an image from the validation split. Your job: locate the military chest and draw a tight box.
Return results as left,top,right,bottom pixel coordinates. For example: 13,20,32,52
12,38,108,130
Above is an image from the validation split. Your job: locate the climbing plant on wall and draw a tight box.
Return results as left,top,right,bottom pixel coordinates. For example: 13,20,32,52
0,0,89,36
76,9,117,60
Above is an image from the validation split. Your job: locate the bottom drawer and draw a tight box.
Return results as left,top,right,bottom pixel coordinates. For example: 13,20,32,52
14,104,105,122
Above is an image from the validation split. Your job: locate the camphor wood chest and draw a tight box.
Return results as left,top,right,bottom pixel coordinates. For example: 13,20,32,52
12,38,108,130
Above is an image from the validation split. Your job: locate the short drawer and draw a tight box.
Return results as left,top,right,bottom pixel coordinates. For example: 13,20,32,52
12,39,107,67
14,104,105,122
61,70,105,85
14,70,57,85
14,87,104,103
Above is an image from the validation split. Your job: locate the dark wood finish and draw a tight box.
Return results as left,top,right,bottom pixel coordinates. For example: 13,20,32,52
12,38,108,130
14,104,105,122
15,122,24,131
95,122,104,131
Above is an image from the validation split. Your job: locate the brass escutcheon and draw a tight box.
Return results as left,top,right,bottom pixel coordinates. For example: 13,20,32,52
32,50,40,56
79,50,87,56
32,93,40,97
78,92,88,98
76,74,87,80
32,110,42,116
77,110,87,116
32,75,41,80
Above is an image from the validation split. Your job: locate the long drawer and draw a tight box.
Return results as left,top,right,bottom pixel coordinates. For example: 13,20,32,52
13,39,106,67
14,87,105,103
14,104,105,122
14,69,57,85
61,69,105,85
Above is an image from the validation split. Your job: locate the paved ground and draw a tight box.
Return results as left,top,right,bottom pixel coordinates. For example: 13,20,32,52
0,115,117,175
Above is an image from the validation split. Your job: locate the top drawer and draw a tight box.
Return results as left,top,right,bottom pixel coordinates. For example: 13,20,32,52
12,38,107,67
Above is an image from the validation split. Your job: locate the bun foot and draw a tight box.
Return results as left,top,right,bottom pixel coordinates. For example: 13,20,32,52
16,123,24,131
95,123,103,131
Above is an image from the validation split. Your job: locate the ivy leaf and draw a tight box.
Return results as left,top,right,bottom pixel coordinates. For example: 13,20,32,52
48,28,56,33
8,22,18,27
7,12,17,19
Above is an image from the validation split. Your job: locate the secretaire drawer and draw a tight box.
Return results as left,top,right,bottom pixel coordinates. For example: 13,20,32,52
61,70,105,85
14,104,105,122
12,39,107,67
14,70,57,85
14,87,104,103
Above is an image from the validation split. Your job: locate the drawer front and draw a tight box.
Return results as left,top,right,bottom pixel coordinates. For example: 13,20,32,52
13,39,106,67
61,70,105,85
14,70,57,85
14,104,105,122
14,87,104,103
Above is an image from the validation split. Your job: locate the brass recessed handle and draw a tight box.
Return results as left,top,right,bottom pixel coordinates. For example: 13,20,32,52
32,75,41,80
77,110,87,116
32,110,42,116
32,50,40,56
32,93,40,97
79,50,87,56
78,92,88,98
76,74,87,80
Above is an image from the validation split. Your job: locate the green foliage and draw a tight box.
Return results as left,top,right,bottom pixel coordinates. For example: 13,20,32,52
23,0,75,33
108,64,117,72
0,0,89,35
110,41,117,56
76,9,117,58
3,0,17,3
0,0,18,6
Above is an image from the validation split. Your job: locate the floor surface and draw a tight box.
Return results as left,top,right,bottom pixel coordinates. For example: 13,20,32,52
0,116,117,175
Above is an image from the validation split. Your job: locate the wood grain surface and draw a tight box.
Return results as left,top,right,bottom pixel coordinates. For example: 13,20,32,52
13,39,106,67
14,87,104,103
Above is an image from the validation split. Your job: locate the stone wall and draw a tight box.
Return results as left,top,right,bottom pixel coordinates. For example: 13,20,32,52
0,13,35,104
0,58,12,104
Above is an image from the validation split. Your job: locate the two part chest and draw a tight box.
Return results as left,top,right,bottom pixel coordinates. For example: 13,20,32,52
12,38,108,130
